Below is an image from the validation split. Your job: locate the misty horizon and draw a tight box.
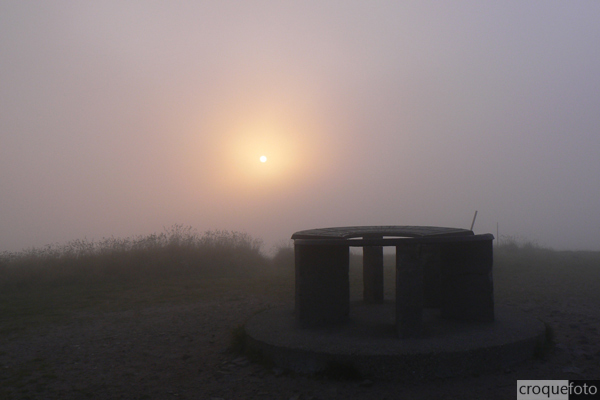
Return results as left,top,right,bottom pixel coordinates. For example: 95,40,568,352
2,2,600,253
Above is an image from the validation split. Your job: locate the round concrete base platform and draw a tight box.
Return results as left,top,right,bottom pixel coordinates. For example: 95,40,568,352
244,302,546,380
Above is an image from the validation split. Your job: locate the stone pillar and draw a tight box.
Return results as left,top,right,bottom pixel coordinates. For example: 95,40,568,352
396,242,423,338
294,243,349,327
440,235,494,322
363,244,384,304
421,243,442,308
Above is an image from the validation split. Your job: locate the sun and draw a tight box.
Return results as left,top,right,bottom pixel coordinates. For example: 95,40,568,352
259,155,267,163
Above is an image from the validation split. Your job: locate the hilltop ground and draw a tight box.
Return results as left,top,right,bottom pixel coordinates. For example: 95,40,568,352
1,238,599,399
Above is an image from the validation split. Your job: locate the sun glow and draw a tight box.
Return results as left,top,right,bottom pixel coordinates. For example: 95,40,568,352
211,120,310,195
186,85,335,198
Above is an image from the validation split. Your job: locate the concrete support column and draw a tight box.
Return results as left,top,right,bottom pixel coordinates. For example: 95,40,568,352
396,242,423,338
440,236,494,322
294,243,349,327
363,245,384,304
421,243,442,308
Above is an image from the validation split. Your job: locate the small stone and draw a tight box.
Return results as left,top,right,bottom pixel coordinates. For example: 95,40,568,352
359,379,374,387
562,366,582,374
232,356,250,366
578,337,589,345
554,343,567,351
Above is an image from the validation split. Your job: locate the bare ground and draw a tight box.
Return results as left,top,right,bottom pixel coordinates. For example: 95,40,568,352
1,264,599,399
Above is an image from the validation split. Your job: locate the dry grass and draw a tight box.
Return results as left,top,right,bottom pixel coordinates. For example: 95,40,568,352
0,225,265,286
0,226,287,333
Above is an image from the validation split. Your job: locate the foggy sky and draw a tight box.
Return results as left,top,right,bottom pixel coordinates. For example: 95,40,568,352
2,1,600,252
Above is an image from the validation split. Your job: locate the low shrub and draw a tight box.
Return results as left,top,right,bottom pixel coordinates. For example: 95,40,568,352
271,244,294,270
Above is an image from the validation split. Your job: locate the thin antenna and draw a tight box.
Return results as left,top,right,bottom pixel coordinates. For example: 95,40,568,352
470,210,478,231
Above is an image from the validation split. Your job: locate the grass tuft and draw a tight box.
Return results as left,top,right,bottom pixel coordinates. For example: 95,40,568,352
229,325,247,354
534,320,555,359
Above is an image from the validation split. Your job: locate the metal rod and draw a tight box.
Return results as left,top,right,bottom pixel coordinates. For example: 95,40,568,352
470,210,478,231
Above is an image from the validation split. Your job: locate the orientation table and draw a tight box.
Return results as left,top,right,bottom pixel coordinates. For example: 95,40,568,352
291,226,495,338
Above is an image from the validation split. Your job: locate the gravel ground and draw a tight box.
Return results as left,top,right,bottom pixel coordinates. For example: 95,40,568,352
1,279,599,399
